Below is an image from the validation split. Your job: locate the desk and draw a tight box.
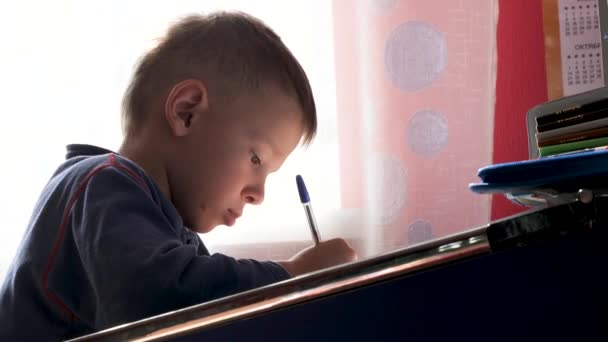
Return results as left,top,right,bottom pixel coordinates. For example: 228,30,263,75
70,198,608,341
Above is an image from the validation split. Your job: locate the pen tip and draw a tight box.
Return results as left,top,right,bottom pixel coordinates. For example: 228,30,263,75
295,175,310,203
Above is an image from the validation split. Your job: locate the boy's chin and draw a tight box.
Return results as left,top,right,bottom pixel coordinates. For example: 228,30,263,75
191,224,216,234
188,219,218,234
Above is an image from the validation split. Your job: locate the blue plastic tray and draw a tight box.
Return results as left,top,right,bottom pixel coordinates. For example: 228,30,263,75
470,149,608,194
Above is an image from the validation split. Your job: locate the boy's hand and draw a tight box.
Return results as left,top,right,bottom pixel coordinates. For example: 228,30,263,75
278,238,358,277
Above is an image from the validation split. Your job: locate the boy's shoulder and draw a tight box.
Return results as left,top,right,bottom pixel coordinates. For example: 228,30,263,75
45,144,184,236
54,144,153,192
45,144,168,215
59,144,132,175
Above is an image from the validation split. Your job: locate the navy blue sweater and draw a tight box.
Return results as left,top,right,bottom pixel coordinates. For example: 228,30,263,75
0,144,290,340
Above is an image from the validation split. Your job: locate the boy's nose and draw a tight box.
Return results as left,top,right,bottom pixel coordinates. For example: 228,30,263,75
242,184,265,205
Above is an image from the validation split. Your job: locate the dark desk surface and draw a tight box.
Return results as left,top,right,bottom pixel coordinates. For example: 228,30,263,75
70,197,608,341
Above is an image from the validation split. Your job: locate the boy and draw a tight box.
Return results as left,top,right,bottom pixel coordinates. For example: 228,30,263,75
0,11,357,340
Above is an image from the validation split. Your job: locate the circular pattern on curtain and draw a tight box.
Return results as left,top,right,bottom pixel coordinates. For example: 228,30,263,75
384,21,447,92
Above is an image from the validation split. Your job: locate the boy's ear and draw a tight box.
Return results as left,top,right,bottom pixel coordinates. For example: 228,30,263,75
164,79,209,137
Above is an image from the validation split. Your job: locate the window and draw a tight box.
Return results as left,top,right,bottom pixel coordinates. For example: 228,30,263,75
0,0,342,281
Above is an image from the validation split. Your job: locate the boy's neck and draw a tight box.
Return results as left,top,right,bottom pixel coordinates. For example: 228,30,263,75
118,139,172,202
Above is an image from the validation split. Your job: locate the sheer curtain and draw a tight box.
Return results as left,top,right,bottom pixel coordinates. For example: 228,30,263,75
0,0,499,283
333,0,498,255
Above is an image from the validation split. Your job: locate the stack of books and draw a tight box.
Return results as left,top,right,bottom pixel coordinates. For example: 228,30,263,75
535,99,608,157
470,90,608,208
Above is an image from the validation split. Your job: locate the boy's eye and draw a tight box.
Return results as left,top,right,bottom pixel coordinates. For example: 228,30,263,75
251,153,261,166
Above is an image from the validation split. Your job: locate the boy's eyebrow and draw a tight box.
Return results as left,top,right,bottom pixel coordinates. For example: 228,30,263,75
256,132,281,157
260,138,286,171
268,138,282,156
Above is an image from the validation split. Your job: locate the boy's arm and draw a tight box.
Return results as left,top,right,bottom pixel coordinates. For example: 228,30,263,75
65,166,289,330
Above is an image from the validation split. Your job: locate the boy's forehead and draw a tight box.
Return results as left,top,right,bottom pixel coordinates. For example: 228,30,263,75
220,88,306,149
247,109,304,152
250,116,304,153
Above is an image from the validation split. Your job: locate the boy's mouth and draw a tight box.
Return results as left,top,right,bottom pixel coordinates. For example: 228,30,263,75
225,209,242,226
228,208,242,217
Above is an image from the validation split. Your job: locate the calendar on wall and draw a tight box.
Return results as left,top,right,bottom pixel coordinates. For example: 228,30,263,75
559,0,604,94
544,0,606,100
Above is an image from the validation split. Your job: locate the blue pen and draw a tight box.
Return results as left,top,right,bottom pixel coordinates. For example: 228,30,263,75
296,175,321,245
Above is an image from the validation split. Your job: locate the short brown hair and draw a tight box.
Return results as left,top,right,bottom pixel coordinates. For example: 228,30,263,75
122,11,317,145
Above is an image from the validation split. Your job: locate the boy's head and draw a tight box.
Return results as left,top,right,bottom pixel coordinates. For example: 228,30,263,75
121,11,317,233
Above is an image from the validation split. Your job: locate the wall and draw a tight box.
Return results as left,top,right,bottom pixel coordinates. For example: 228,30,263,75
492,0,548,219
